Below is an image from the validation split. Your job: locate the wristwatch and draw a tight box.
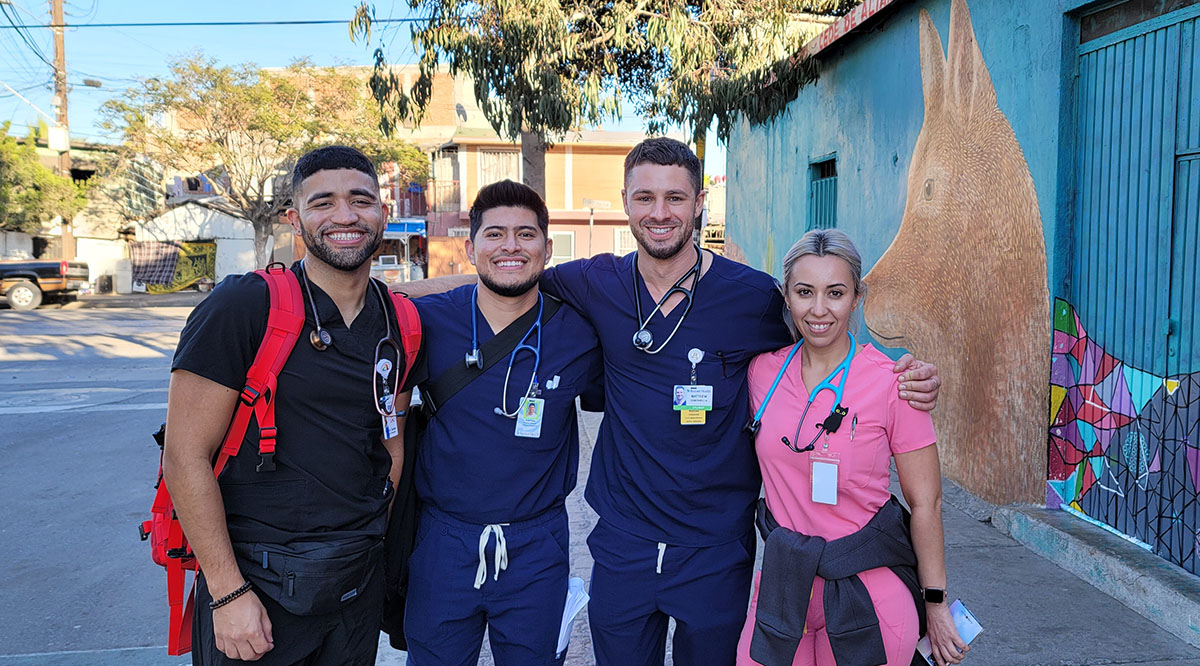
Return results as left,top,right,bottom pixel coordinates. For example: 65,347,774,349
922,587,946,604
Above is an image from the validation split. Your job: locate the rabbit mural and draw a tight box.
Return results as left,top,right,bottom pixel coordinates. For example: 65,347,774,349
863,0,1049,503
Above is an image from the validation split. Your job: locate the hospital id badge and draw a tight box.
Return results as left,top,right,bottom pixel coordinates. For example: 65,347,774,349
672,385,713,410
382,413,399,440
811,453,839,505
515,397,545,438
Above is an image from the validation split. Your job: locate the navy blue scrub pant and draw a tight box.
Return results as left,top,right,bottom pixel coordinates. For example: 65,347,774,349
404,505,570,666
587,517,756,666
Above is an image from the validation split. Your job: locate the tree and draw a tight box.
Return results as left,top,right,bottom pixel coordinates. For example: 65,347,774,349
350,1,858,194
101,54,429,266
0,123,87,234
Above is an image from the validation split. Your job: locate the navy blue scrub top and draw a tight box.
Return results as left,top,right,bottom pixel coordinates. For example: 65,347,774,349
542,253,791,546
413,286,603,525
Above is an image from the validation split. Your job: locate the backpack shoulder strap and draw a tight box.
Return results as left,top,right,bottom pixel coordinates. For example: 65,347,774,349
388,289,422,391
213,266,306,475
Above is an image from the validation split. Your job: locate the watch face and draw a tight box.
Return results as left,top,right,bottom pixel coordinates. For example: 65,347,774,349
923,587,946,604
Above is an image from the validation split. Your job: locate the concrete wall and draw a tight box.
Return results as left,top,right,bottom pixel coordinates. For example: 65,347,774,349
1,231,34,259
75,238,126,284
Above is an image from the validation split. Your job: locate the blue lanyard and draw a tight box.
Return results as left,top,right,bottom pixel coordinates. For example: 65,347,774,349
745,332,856,450
468,286,544,418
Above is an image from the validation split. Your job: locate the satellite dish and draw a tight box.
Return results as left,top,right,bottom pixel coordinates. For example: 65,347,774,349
455,103,468,122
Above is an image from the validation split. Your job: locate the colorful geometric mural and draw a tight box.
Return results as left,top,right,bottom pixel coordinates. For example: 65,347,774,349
1049,298,1200,575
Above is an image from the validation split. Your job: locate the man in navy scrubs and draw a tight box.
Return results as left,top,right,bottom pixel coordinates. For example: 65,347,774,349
539,138,940,666
402,180,603,665
402,139,941,666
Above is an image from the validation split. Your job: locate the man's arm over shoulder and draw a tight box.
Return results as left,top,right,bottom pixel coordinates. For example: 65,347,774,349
540,256,612,317
393,274,475,299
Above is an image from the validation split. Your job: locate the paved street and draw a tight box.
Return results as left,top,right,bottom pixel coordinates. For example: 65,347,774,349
2,301,1199,665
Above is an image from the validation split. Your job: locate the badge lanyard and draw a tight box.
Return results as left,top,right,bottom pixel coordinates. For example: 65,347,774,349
466,286,545,434
744,332,856,453
631,244,702,354
673,347,713,426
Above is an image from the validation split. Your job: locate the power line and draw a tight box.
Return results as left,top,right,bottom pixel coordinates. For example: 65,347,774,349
0,18,419,29
0,4,54,67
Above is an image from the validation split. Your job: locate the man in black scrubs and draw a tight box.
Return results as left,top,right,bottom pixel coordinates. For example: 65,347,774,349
162,146,413,665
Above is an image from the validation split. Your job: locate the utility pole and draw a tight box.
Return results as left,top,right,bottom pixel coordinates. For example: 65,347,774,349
50,0,75,259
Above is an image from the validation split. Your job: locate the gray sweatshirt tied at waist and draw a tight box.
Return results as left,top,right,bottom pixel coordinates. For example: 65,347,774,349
750,496,927,666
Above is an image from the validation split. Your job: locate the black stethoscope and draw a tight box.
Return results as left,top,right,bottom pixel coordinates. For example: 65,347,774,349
744,332,856,453
631,244,703,354
298,260,402,416
299,259,395,356
465,285,544,418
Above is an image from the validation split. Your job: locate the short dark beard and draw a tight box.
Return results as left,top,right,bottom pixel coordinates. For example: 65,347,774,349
300,225,381,271
478,271,542,298
631,224,693,260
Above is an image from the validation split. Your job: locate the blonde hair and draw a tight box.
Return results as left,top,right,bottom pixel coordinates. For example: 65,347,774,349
780,228,866,342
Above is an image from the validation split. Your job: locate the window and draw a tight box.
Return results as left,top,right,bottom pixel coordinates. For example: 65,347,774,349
549,231,575,266
614,227,639,256
479,150,520,186
808,157,837,231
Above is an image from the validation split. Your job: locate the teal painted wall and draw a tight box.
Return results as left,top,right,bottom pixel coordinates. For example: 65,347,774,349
727,0,1072,299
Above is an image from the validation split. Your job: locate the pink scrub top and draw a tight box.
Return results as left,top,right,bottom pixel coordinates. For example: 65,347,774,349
748,343,936,540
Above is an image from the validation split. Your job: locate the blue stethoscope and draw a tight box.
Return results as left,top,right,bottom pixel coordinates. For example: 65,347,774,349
744,332,855,453
465,285,543,418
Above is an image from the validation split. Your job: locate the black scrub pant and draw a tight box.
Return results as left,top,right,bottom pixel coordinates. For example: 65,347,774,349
192,562,384,666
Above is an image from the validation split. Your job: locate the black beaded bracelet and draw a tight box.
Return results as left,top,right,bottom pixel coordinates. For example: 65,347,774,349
209,581,253,610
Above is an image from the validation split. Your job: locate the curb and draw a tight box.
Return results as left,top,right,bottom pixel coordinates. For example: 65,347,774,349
991,504,1200,650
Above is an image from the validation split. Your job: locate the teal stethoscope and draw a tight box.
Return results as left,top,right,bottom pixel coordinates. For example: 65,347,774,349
744,332,856,453
465,285,544,418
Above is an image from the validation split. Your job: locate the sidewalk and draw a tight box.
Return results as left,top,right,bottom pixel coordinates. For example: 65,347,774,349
71,291,210,309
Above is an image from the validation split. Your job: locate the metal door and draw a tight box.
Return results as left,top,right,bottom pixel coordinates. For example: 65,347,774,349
1070,6,1200,574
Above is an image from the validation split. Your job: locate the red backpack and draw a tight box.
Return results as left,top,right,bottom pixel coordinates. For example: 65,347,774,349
138,264,421,655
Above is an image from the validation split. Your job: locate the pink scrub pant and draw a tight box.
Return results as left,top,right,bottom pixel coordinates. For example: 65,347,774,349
736,568,919,666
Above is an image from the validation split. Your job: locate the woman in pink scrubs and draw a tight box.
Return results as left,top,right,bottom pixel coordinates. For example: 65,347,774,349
736,229,967,666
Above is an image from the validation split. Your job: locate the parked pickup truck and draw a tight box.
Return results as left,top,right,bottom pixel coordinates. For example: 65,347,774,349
0,259,89,310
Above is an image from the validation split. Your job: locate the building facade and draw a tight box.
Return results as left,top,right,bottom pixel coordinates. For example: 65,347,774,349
727,0,1200,574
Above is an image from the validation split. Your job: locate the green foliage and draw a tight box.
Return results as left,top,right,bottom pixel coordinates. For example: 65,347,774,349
0,123,87,234
100,53,429,263
353,1,858,144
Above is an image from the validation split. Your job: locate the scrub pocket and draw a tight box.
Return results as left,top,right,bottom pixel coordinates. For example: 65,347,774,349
236,539,382,617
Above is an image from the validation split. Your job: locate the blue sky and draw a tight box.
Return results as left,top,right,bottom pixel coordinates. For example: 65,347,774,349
0,0,726,174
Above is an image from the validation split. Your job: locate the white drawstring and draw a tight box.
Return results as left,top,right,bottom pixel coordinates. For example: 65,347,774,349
656,542,667,574
474,524,509,589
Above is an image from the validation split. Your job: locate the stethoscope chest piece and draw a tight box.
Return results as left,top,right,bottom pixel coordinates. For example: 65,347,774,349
465,348,483,369
310,328,332,351
632,329,653,350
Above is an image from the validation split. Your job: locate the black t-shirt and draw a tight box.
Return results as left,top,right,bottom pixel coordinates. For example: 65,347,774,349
172,264,417,547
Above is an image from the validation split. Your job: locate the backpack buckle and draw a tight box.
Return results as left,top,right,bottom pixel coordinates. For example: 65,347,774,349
257,426,277,472
256,452,276,472
240,386,261,405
